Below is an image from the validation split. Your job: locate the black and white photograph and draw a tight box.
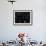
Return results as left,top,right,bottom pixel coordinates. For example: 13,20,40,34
13,10,32,25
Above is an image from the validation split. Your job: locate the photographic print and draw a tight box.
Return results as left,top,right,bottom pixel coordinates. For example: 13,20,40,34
13,10,33,25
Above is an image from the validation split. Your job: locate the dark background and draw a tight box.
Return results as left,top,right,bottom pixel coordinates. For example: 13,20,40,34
15,12,30,23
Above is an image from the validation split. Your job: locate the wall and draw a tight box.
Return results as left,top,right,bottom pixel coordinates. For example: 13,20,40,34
0,0,46,42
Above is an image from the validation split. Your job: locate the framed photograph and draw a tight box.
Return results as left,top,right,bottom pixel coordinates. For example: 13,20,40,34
13,10,33,26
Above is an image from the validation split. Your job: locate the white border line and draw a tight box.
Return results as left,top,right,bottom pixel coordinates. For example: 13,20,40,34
13,10,33,26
